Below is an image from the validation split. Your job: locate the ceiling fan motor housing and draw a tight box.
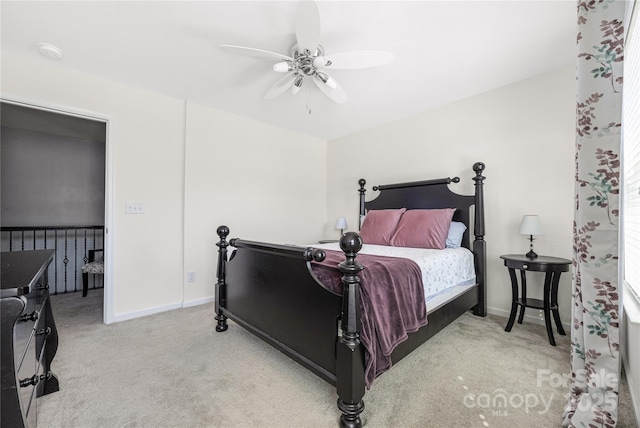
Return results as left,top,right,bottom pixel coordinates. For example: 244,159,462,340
291,44,324,76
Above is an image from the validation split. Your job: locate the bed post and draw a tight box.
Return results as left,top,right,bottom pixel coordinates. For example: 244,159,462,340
358,179,366,231
472,162,487,317
215,225,229,332
336,232,366,428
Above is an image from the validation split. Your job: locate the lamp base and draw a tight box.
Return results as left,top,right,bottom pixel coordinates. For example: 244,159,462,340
525,234,538,259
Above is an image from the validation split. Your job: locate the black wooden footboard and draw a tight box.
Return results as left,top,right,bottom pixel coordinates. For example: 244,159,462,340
216,227,368,427
215,226,344,383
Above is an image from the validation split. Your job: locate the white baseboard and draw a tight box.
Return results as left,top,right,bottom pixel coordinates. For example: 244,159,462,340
112,302,183,323
487,306,571,331
109,297,214,323
183,296,214,308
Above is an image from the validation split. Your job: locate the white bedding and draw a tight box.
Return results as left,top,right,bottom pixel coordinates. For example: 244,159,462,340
310,242,476,309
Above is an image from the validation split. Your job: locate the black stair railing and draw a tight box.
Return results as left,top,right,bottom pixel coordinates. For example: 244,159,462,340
0,225,104,295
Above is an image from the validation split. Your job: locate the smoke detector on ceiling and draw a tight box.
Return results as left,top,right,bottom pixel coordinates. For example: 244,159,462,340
38,43,63,60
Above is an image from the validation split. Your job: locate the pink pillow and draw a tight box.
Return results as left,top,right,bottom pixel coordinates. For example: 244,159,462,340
390,209,456,249
359,208,407,245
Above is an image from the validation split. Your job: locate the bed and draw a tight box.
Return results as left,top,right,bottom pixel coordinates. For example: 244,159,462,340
214,162,486,427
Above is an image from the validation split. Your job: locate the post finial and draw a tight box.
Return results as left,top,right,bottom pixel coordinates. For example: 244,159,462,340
217,225,229,239
340,231,363,255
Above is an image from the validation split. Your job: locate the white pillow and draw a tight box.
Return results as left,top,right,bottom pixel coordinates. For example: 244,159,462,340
446,222,467,248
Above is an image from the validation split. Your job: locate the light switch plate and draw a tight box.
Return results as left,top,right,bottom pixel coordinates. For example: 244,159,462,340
125,202,145,214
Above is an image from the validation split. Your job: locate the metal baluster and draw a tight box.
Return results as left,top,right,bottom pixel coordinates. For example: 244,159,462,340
63,229,69,293
54,230,59,294
92,229,96,292
74,229,78,293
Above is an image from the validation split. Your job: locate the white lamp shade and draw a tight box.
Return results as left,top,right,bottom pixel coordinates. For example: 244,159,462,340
519,215,542,235
335,217,348,230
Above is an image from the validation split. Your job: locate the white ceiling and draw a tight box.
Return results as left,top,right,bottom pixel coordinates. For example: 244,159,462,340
1,1,577,141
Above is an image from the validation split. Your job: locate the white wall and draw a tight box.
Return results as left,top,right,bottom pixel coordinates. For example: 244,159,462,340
182,101,326,305
326,66,576,323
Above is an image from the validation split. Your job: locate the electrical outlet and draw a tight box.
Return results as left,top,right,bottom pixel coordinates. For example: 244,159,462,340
187,271,196,283
125,201,145,214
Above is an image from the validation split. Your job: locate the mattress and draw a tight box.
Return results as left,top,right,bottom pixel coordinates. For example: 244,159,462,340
311,242,476,312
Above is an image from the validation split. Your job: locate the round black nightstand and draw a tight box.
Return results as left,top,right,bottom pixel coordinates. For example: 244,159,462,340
500,254,571,346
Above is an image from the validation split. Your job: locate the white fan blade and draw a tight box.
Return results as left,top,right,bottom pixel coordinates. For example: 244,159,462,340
219,45,292,61
312,74,347,104
314,50,394,69
295,1,321,53
264,73,297,100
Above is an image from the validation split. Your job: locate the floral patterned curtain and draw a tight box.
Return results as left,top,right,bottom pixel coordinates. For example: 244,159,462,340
564,1,625,427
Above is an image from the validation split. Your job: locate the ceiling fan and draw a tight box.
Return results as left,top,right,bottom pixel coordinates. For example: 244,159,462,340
219,0,393,105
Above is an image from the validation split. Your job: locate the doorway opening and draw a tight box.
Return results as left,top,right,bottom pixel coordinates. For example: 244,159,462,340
1,100,110,323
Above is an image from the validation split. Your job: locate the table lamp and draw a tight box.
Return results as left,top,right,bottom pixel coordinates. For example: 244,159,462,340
335,217,348,237
519,215,542,259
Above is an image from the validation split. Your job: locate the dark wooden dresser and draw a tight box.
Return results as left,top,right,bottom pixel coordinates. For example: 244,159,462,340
1,250,59,428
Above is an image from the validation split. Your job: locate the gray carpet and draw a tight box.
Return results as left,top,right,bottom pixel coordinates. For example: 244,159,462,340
38,290,637,428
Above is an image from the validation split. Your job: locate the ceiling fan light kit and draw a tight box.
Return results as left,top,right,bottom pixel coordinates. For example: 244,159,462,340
219,0,393,106
316,70,337,89
273,61,294,73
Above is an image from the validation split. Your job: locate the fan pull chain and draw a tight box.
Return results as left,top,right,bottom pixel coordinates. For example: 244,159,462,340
306,83,312,115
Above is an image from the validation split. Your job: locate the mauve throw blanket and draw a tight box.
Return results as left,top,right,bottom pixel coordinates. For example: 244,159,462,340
312,250,427,388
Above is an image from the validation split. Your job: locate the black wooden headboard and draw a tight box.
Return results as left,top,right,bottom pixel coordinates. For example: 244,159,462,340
358,162,485,250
